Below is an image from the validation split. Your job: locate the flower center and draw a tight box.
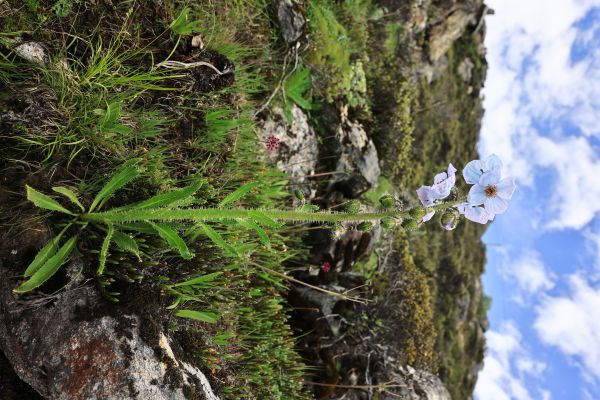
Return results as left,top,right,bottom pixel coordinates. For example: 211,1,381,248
485,185,498,198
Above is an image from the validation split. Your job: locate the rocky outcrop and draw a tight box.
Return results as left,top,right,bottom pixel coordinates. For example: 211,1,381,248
0,254,220,400
260,104,319,200
276,0,306,44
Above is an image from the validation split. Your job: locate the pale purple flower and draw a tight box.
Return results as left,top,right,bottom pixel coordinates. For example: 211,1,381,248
416,163,457,222
467,170,516,214
463,154,503,184
456,202,495,224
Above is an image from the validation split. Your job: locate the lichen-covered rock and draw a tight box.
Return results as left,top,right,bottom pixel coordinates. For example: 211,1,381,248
329,108,381,198
276,0,306,44
260,104,319,200
0,258,220,400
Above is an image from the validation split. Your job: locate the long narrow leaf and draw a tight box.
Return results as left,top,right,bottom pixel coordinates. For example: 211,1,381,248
14,236,77,293
175,309,219,323
52,186,85,212
248,210,282,228
112,230,142,261
131,179,203,210
26,186,74,215
89,159,140,212
23,224,71,277
219,181,259,207
238,219,270,247
172,272,222,287
98,224,114,275
150,222,193,259
197,223,239,257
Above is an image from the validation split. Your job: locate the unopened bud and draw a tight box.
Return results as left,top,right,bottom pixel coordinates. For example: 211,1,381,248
294,189,305,201
380,217,397,229
346,200,361,214
330,224,345,240
379,195,395,209
440,209,460,231
409,206,426,219
401,219,418,231
357,222,373,231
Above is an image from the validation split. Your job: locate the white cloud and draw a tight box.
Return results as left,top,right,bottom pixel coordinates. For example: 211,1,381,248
501,251,555,302
476,322,545,400
534,275,600,381
481,1,600,229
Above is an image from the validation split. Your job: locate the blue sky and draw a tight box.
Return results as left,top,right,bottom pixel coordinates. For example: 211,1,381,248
474,1,600,399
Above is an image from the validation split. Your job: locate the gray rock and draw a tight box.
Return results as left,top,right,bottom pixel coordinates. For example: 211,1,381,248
277,0,306,44
260,104,319,200
0,259,221,400
429,7,478,62
458,57,475,82
329,108,381,198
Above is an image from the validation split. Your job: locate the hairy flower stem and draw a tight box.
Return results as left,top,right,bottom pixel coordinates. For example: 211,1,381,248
82,199,465,225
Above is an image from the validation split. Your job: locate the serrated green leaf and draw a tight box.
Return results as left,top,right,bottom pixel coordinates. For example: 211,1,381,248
23,224,71,277
112,230,142,261
98,224,114,275
14,236,77,293
248,210,282,229
89,159,140,212
175,309,219,323
26,186,75,215
196,223,239,257
219,181,260,207
52,186,85,212
132,179,203,210
238,219,270,247
150,222,193,259
172,272,222,287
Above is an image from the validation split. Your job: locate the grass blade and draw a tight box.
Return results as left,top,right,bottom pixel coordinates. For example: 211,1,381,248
112,230,142,261
14,236,77,293
131,179,203,210
150,222,193,259
175,309,219,323
98,224,114,275
52,186,85,212
89,158,140,212
238,219,270,247
26,186,75,215
219,181,259,207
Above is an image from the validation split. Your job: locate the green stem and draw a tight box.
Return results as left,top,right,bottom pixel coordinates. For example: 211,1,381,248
81,199,465,225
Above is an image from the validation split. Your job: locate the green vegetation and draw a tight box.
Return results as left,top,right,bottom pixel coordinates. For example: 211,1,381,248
0,0,490,399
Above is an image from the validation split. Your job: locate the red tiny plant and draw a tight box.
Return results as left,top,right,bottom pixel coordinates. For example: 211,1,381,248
321,261,332,273
265,135,280,152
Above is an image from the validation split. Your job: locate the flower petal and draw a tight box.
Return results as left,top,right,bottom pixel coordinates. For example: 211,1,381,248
464,205,493,224
479,169,501,187
468,184,487,206
484,195,508,214
497,177,516,200
416,186,435,207
433,171,447,185
422,210,435,222
484,154,503,172
463,159,484,184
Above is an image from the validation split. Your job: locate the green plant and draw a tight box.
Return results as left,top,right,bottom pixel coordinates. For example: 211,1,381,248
283,66,313,122
52,0,74,18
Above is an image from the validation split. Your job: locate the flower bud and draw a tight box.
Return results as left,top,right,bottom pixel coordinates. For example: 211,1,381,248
346,200,361,214
401,218,418,231
440,209,460,231
379,195,395,209
380,217,397,229
408,206,426,219
330,224,345,240
357,221,373,231
293,189,305,201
